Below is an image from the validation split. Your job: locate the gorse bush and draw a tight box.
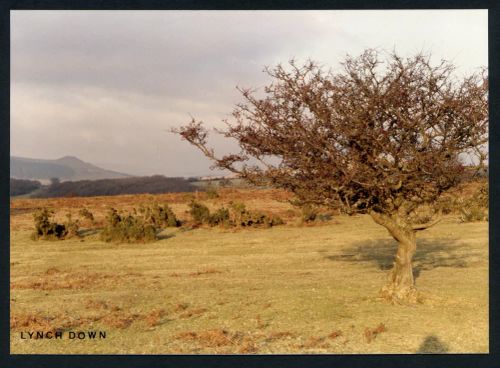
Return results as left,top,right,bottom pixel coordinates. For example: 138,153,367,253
64,212,81,238
297,204,334,224
188,201,211,225
229,202,284,227
474,182,489,208
100,203,180,243
31,208,66,240
458,182,488,222
100,208,157,243
31,208,79,240
208,207,231,226
460,204,488,222
437,196,455,215
188,200,284,228
139,203,181,228
301,204,318,223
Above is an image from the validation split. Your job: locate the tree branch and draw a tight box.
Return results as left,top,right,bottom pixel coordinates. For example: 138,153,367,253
411,209,443,231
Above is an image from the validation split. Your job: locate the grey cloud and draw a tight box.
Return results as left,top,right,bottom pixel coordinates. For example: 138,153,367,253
10,10,488,177
11,11,330,100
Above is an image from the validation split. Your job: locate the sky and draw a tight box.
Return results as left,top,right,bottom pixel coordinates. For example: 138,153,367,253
10,10,488,177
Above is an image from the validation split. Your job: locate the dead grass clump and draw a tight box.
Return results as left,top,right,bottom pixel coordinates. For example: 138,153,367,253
265,331,295,342
175,329,239,347
298,336,330,349
179,307,207,319
364,323,387,343
188,268,222,276
256,314,268,329
44,267,61,275
238,337,259,354
84,300,122,312
175,331,198,340
11,271,123,290
101,312,141,329
174,328,260,353
328,330,343,339
144,308,166,327
173,303,189,312
10,312,97,334
169,269,223,277
10,313,63,333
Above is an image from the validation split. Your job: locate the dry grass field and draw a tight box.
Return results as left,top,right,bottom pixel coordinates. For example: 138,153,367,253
10,188,488,354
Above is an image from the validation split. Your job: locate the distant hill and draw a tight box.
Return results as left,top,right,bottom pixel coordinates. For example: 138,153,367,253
10,156,131,182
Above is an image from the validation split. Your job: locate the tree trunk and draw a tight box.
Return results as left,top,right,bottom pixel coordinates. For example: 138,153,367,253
380,232,418,302
370,211,419,303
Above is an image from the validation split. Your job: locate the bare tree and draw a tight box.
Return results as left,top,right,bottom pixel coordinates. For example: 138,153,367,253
174,50,488,302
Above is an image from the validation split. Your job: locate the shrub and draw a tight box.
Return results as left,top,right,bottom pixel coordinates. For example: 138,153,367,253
208,207,231,226
409,206,436,225
64,212,81,238
474,182,489,208
229,202,247,224
31,208,68,240
298,204,333,224
459,204,488,222
188,201,211,225
437,196,455,215
229,202,284,228
142,203,181,228
189,200,284,228
301,205,318,223
100,208,157,243
458,182,488,222
238,211,284,228
164,205,181,227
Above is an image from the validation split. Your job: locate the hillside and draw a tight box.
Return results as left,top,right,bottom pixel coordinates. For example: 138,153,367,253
10,156,130,182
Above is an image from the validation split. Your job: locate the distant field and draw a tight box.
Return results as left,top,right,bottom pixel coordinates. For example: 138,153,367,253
10,189,488,354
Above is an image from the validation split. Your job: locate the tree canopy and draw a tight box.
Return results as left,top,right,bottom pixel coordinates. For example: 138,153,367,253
175,50,488,302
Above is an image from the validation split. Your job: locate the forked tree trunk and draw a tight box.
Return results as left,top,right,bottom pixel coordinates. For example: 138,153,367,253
370,211,419,303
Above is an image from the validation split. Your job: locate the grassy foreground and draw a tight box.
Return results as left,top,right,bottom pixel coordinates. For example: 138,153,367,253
10,191,488,354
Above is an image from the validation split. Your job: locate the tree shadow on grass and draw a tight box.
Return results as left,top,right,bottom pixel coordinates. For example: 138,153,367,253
416,335,450,353
321,237,472,280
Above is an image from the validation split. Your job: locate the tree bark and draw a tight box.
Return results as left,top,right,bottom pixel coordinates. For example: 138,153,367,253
370,211,419,303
